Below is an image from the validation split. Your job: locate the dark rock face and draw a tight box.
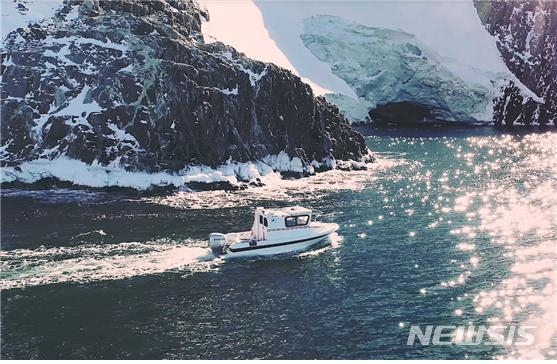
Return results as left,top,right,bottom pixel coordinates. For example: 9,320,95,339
474,0,557,125
1,0,371,181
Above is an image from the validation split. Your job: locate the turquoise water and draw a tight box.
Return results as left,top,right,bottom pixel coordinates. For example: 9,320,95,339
1,129,556,359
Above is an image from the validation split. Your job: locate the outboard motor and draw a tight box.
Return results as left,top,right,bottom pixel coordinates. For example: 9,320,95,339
208,233,226,254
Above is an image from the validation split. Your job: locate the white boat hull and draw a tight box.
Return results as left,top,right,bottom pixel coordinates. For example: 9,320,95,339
221,223,339,259
223,234,329,259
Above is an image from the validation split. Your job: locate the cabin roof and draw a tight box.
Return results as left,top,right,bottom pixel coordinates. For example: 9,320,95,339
259,206,312,217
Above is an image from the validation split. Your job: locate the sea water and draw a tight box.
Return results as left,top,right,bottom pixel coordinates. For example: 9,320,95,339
1,128,556,359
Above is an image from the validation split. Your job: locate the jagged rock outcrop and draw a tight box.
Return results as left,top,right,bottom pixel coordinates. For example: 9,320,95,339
474,0,556,125
0,0,371,188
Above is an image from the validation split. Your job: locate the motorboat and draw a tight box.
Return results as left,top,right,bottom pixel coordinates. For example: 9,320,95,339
208,206,339,258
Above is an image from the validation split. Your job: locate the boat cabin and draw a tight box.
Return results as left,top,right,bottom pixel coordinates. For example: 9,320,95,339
252,206,313,240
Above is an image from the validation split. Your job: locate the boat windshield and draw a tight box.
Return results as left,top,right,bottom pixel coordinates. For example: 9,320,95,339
285,215,310,227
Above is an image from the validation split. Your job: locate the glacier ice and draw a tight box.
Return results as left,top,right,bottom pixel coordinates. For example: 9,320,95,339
301,15,508,123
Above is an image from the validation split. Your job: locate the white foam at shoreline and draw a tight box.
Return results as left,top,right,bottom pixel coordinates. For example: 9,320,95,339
145,156,402,210
0,151,370,191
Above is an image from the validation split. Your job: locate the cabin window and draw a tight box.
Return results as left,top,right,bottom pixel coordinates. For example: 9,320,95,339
263,218,268,227
285,216,297,227
259,215,263,224
285,215,310,227
297,215,309,225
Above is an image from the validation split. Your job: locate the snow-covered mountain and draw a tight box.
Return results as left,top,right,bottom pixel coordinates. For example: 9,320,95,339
0,0,371,190
201,0,552,125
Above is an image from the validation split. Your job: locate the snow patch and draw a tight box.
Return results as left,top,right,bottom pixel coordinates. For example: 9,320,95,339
43,35,128,53
198,0,339,96
64,3,80,21
53,85,102,118
263,152,305,173
118,63,134,73
106,123,141,151
219,85,238,95
214,51,268,88
1,0,65,38
237,65,267,87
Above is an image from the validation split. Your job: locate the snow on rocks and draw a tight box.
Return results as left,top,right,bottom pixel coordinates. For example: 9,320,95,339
0,152,370,191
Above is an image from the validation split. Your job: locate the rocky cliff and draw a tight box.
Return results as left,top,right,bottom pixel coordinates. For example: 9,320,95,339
474,0,556,125
0,0,372,189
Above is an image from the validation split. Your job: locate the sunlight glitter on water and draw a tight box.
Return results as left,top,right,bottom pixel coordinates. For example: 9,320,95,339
453,132,557,359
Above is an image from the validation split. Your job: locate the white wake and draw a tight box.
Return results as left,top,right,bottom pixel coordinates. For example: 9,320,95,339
0,239,216,290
